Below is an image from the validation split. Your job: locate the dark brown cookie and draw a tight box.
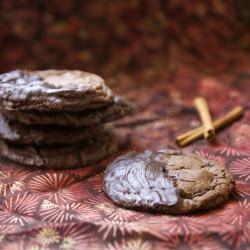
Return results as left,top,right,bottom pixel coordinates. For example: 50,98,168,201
0,113,104,145
103,149,234,214
0,130,117,169
1,96,133,127
0,69,113,112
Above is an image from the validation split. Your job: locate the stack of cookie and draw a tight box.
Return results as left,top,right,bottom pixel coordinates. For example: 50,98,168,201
0,70,132,168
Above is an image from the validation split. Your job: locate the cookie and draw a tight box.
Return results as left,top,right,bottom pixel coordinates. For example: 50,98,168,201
1,96,133,127
0,113,104,145
0,69,113,112
0,130,117,169
103,149,234,214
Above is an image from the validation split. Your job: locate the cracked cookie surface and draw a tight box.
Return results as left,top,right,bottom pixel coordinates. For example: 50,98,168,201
103,149,234,214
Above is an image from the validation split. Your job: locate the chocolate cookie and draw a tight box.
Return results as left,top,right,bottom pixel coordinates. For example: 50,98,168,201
0,130,117,169
0,69,113,111
103,149,234,214
1,96,133,127
0,113,104,145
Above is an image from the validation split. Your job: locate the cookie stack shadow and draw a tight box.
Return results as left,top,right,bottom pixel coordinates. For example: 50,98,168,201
0,70,133,169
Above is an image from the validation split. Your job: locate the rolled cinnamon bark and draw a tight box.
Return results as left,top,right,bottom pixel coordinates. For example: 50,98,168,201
176,106,244,147
194,97,215,140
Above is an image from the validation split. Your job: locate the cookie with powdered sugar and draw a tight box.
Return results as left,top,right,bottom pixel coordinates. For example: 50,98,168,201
0,129,117,169
1,96,133,127
0,70,113,112
0,112,105,145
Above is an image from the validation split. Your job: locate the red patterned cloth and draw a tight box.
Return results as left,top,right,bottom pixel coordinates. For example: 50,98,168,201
0,62,250,250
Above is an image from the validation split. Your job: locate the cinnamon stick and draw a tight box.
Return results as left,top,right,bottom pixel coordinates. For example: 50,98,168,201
176,106,244,147
194,97,215,139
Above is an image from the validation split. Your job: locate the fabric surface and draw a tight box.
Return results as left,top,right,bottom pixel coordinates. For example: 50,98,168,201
0,62,249,250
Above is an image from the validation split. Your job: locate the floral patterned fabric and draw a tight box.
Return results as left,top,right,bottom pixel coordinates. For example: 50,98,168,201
0,62,250,250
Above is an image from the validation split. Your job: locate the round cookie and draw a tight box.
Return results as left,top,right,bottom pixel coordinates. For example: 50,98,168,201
0,69,113,112
0,113,104,145
0,130,117,169
103,149,234,214
1,96,133,127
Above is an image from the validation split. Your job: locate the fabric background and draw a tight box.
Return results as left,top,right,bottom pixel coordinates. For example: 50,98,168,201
0,0,249,75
